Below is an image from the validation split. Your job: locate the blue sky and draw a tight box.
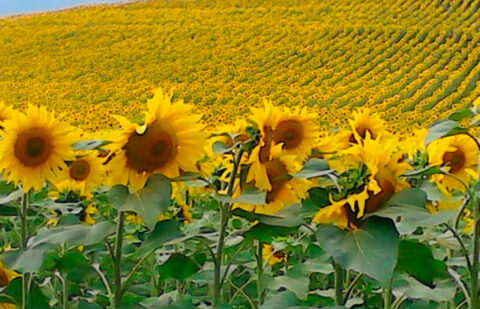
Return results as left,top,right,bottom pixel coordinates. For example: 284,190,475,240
0,0,126,16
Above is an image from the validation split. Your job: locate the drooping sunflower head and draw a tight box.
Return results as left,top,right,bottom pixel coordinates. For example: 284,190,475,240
0,105,76,192
0,101,20,130
0,260,18,288
348,107,386,142
54,151,105,198
401,127,428,157
246,101,283,191
427,134,478,192
241,151,311,214
106,89,206,191
262,244,288,265
313,135,411,230
213,119,250,149
273,106,318,162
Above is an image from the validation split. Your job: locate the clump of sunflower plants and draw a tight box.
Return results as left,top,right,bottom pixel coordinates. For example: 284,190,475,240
1,91,480,309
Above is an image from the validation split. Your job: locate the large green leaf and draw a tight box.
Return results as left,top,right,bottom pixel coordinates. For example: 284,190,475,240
3,246,49,273
28,221,114,247
448,108,474,121
73,139,110,151
138,220,185,253
396,240,447,287
108,174,172,229
232,208,303,227
157,254,201,281
215,187,266,205
392,275,456,302
0,277,49,308
293,158,333,179
424,120,468,145
370,189,455,234
244,223,298,243
266,275,309,300
260,291,299,309
316,217,399,285
0,189,22,205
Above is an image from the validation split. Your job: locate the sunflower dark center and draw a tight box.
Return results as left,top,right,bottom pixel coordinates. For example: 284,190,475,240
0,268,9,287
14,128,53,167
265,159,290,203
365,179,395,214
350,126,373,143
124,121,178,173
274,120,304,150
443,149,466,173
259,126,273,164
70,159,91,181
273,251,286,259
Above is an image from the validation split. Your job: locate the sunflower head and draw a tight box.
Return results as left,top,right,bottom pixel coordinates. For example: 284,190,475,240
348,107,386,142
54,151,105,198
262,244,288,265
273,106,318,162
106,89,206,191
427,134,478,192
313,135,410,229
0,260,18,288
0,105,76,192
0,101,20,129
241,150,311,214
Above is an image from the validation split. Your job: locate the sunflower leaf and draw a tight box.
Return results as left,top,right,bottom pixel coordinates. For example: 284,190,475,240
424,120,469,145
316,216,399,285
108,174,172,230
396,240,448,287
448,108,474,121
293,158,333,179
232,207,303,227
212,141,233,154
215,187,266,205
369,189,455,234
392,274,456,302
0,189,22,205
27,221,114,248
73,139,111,151
3,245,49,273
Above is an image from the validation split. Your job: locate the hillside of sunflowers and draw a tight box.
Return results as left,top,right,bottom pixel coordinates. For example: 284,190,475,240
1,0,480,308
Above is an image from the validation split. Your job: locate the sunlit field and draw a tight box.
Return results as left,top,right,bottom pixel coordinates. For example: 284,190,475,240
0,0,480,308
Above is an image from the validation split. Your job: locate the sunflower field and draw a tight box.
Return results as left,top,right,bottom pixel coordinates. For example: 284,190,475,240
1,0,480,309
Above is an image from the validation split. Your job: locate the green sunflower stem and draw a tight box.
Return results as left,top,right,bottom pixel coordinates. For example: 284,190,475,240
333,261,344,306
20,191,30,309
383,279,392,309
213,204,229,307
113,210,125,308
256,240,264,306
470,196,480,309
213,148,243,307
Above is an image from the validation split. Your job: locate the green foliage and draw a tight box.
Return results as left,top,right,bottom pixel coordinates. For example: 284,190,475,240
316,217,399,285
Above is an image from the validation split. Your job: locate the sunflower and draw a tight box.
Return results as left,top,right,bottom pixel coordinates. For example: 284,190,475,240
0,101,20,129
54,151,105,198
313,135,411,229
427,134,478,193
348,107,386,143
0,260,18,288
246,101,282,191
0,105,76,192
273,106,317,162
80,204,97,225
106,89,206,191
262,244,287,265
239,149,311,214
213,119,250,149
401,127,428,157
